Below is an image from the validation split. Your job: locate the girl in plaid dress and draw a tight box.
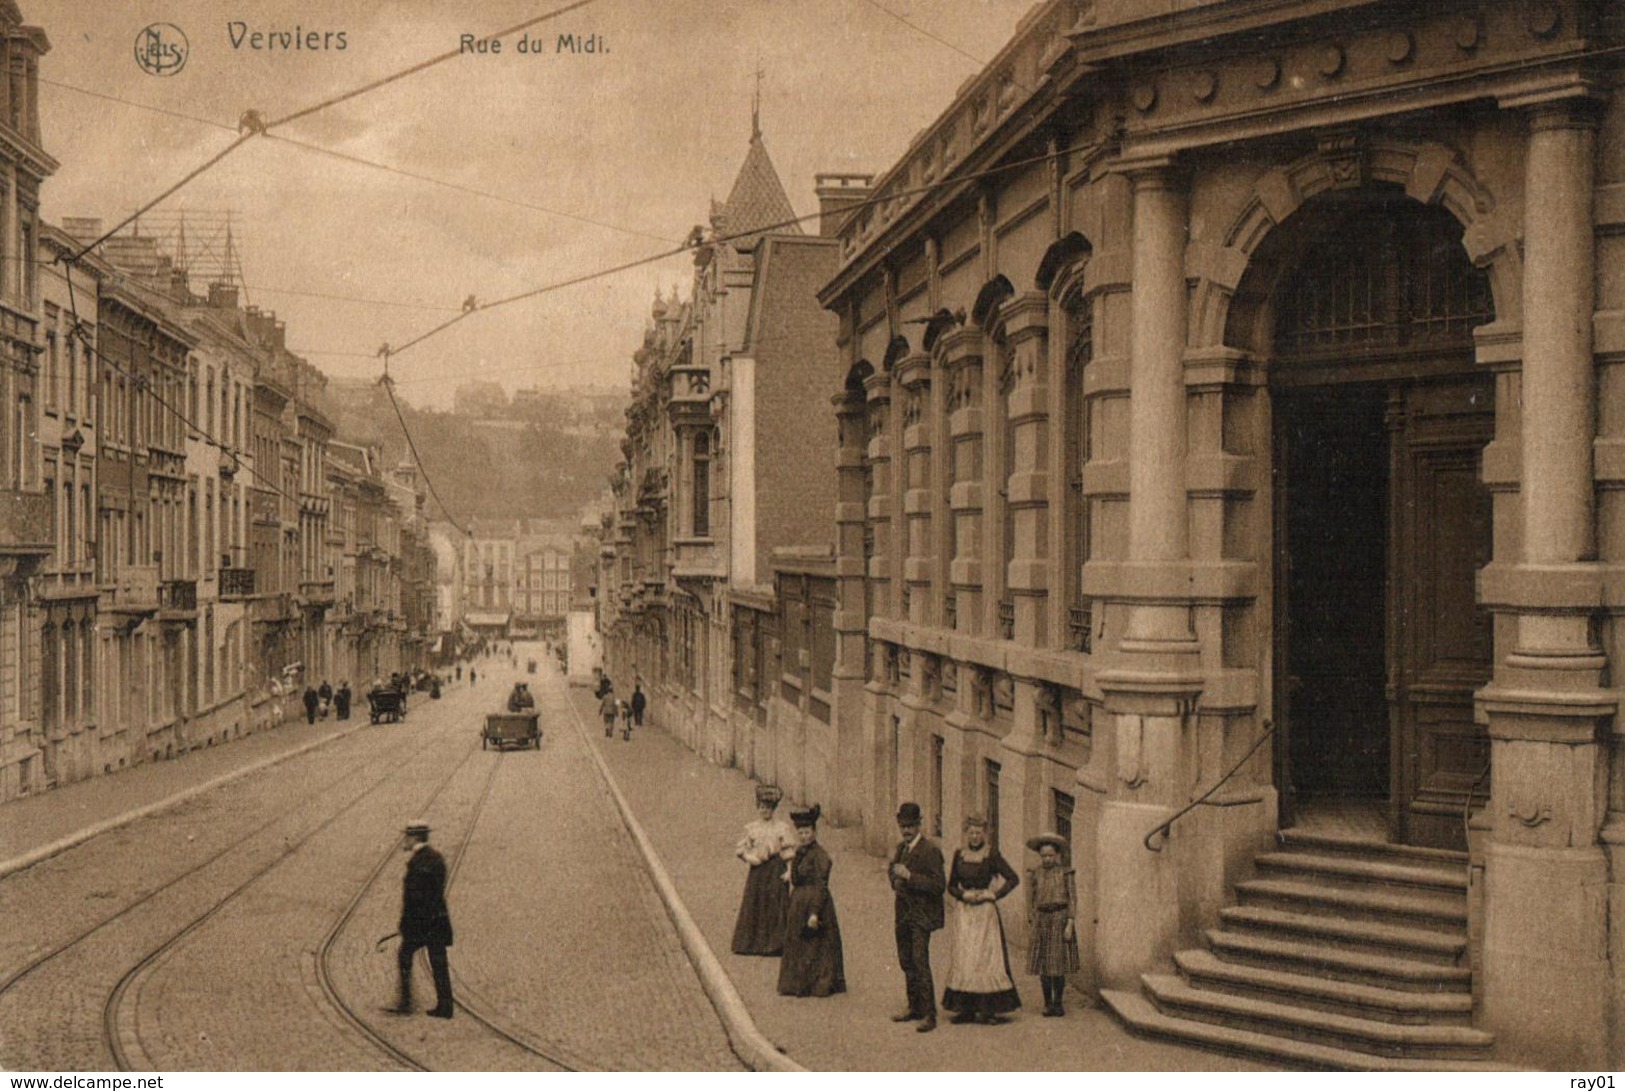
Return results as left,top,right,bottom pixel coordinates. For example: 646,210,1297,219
1024,832,1080,1017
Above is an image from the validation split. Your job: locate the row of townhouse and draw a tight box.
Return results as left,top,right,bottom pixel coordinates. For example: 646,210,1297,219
0,2,431,804
599,0,1625,1070
441,518,581,640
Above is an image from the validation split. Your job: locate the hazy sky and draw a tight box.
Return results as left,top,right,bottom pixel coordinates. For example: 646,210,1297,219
32,0,1036,408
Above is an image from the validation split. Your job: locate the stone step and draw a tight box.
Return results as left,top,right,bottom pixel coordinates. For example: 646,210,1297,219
1254,851,1467,895
1235,877,1467,929
1102,989,1512,1073
1205,929,1472,992
1276,829,1468,868
1141,973,1494,1060
1176,949,1474,1026
1218,905,1468,967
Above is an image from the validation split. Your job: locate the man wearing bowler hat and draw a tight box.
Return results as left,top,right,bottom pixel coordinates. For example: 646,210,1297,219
391,820,455,1018
889,801,946,1031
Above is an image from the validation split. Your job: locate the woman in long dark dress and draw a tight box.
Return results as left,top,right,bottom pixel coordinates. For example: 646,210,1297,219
942,814,1021,1023
730,785,793,955
776,804,846,998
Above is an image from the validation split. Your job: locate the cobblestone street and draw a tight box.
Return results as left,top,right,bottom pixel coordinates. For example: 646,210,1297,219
0,663,741,1072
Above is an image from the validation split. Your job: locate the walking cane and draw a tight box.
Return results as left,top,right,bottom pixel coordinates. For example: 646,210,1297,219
375,932,399,951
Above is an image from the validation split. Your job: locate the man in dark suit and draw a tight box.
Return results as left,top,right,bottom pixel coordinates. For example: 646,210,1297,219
391,820,455,1018
889,801,945,1032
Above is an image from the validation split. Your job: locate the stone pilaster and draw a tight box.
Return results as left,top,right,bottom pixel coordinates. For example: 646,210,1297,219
1478,96,1615,1069
897,353,934,628
832,389,869,826
940,328,983,635
1002,293,1051,647
863,370,893,620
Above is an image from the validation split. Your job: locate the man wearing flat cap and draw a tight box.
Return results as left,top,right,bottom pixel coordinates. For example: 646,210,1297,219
889,801,946,1032
392,820,454,1018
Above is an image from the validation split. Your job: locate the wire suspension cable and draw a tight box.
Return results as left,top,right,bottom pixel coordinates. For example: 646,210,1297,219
378,353,469,536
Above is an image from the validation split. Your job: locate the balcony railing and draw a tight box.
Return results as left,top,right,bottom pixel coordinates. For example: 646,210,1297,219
103,565,160,614
219,567,256,599
160,578,198,616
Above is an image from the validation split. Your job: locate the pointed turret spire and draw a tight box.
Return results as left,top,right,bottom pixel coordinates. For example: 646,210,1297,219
712,94,802,250
751,57,763,142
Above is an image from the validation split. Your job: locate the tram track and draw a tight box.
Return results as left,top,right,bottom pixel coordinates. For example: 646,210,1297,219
101,731,486,1070
0,714,444,1065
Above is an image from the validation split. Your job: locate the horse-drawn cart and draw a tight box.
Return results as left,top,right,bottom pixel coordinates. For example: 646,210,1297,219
484,711,541,750
369,688,407,724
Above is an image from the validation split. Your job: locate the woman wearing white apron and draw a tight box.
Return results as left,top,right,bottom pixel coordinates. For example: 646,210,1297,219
941,814,1021,1024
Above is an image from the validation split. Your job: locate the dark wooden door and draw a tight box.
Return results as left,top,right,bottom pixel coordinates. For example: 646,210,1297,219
1389,378,1494,849
1275,387,1390,826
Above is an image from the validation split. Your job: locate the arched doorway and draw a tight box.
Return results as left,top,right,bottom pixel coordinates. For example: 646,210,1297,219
1259,189,1495,849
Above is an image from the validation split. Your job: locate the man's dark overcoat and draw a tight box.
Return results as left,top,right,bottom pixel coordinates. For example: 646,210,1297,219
401,845,454,947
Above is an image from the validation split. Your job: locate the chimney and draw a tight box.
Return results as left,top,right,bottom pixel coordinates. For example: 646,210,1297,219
815,172,875,238
62,216,103,243
208,281,239,310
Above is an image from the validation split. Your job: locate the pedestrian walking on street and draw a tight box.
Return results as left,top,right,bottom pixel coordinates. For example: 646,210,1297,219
941,815,1021,1024
731,785,793,956
599,686,618,738
470,668,477,687
1025,832,1080,1017
619,697,634,741
335,681,352,721
777,804,846,998
302,685,320,725
890,801,945,1032
391,820,455,1018
318,680,333,719
630,681,646,728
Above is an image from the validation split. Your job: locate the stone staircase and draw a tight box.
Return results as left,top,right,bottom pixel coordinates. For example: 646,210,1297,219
1102,829,1507,1070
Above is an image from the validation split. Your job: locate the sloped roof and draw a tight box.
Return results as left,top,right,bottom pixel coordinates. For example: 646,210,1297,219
713,132,801,250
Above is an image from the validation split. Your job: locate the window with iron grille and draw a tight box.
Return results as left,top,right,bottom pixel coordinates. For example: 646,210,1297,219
985,759,1002,851
1064,291,1092,652
1275,197,1493,357
1052,789,1074,846
691,431,711,537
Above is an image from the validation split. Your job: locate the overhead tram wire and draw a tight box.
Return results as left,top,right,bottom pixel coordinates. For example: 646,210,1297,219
63,0,605,263
39,76,679,248
377,349,469,537
378,139,1081,364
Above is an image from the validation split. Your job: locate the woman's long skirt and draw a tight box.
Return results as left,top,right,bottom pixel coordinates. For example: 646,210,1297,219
941,901,1021,1015
777,890,846,997
731,859,789,956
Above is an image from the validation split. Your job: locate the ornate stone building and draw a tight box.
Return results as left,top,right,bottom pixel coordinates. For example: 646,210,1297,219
819,0,1625,1068
600,118,841,783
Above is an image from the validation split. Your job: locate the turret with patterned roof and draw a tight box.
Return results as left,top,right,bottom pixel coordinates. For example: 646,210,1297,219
708,104,801,251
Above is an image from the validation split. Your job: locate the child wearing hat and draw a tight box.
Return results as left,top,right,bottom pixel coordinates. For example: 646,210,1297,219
1024,832,1080,1016
730,785,794,955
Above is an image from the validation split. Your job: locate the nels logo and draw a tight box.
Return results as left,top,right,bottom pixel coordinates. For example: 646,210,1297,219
134,23,188,77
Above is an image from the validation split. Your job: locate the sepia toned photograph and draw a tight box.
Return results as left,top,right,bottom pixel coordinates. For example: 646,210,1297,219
0,0,1621,1077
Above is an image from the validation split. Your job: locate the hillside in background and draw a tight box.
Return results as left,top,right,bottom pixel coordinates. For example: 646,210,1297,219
326,381,623,522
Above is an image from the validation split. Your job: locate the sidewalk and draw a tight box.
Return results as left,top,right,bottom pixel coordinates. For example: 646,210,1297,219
0,687,440,867
566,687,1266,1072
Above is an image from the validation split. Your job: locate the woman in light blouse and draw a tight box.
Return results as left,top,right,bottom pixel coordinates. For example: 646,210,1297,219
730,784,794,955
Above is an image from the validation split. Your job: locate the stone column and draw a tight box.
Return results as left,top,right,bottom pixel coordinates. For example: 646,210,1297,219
897,354,933,628
1480,97,1614,1068
1093,160,1200,988
940,328,983,634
